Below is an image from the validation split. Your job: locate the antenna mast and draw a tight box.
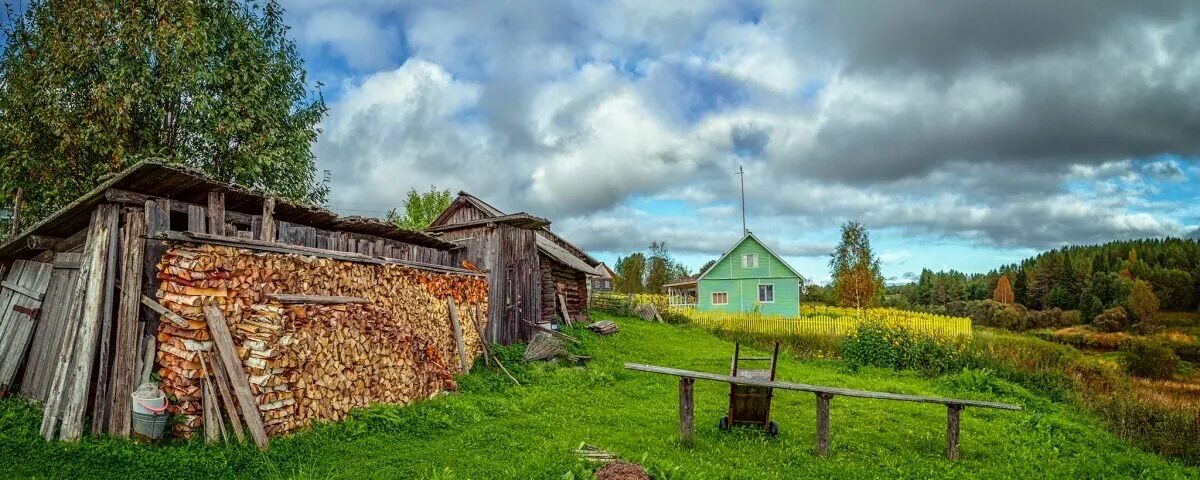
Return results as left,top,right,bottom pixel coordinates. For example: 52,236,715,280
736,165,746,235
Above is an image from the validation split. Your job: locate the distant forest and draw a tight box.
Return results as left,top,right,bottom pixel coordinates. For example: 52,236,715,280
889,238,1200,314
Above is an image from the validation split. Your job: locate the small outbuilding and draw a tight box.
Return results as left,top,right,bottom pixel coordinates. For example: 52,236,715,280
428,192,601,344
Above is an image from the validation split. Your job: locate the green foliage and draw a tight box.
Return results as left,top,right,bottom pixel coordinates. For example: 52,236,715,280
614,243,690,294
1094,307,1130,333
1080,293,1104,325
0,0,328,230
385,186,452,230
841,322,969,377
1122,338,1179,379
1128,279,1161,327
829,221,884,309
613,253,646,294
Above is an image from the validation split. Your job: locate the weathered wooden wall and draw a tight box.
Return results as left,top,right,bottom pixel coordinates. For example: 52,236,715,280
538,254,589,324
437,224,540,344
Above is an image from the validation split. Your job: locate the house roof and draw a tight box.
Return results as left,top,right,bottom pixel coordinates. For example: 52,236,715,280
594,262,616,278
428,191,505,228
426,213,550,232
0,161,458,260
536,234,597,274
695,232,806,283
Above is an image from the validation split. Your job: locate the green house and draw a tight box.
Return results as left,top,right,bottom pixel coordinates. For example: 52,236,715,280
666,233,805,316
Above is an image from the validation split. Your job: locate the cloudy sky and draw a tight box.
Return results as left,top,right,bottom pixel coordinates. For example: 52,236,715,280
280,0,1200,284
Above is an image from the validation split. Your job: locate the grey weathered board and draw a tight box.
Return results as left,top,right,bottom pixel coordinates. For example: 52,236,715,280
0,260,54,390
19,255,81,401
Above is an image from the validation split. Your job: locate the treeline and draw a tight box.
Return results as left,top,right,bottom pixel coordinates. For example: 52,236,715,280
612,242,691,294
893,238,1200,316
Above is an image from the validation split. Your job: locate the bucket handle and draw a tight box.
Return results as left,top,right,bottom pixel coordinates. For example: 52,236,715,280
135,397,169,414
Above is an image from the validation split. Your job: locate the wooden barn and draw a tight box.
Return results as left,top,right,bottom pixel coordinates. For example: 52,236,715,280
427,192,601,344
0,161,488,448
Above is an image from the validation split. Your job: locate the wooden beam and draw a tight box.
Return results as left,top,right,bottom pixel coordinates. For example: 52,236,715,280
1,280,44,301
947,404,962,461
208,352,245,443
557,293,573,327
58,204,118,441
447,297,469,372
54,229,89,253
816,393,832,457
108,210,145,437
623,363,1022,411
157,231,485,277
207,192,225,236
203,303,269,450
141,295,189,328
260,197,276,243
265,294,372,305
26,235,62,251
679,377,695,442
105,188,254,225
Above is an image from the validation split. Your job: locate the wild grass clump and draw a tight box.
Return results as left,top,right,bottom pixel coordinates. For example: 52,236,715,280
1123,338,1180,379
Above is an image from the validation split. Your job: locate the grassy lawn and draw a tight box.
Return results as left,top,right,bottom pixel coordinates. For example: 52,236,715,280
2,312,1197,479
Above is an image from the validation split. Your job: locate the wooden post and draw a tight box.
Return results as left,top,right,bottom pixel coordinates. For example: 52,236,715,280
10,187,21,238
947,404,962,460
260,197,276,242
447,297,469,372
187,205,206,233
203,303,269,450
679,377,695,442
816,393,832,457
207,192,225,236
108,210,145,437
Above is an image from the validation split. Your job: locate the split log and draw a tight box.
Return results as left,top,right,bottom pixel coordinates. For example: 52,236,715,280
203,303,269,450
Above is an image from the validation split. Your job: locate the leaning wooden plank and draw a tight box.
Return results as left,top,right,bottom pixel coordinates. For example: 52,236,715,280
19,264,72,399
0,261,53,390
91,212,120,436
447,297,469,372
0,262,32,385
40,206,112,440
108,211,145,437
203,303,269,450
138,334,156,384
141,295,190,328
557,293,573,327
208,352,245,443
265,294,373,305
522,319,582,344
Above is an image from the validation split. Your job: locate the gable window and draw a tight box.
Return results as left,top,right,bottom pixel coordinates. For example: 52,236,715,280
758,284,774,303
742,254,758,268
712,292,729,305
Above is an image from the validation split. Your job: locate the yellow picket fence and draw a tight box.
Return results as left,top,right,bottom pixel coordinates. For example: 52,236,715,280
672,307,972,339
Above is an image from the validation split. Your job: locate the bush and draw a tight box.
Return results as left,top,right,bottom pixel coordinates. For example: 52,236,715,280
841,322,968,377
1094,307,1129,332
1127,279,1160,327
1122,338,1179,379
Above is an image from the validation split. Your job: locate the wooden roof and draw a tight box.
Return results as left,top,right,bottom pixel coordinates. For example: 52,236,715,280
0,161,458,260
535,234,596,274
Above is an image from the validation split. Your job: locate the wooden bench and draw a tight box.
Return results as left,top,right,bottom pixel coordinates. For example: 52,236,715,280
625,362,1022,460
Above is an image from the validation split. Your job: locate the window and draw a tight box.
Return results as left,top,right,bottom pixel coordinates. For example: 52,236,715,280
712,292,729,305
742,253,758,268
758,284,774,303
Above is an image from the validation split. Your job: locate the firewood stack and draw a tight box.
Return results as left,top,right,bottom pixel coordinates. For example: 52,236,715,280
153,244,488,438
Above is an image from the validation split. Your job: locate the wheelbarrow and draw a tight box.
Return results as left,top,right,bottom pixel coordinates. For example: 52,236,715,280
718,342,781,435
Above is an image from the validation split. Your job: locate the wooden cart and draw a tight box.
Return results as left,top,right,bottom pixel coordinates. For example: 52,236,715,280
719,342,781,435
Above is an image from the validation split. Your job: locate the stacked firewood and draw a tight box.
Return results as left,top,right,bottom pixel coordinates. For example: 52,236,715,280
153,244,488,437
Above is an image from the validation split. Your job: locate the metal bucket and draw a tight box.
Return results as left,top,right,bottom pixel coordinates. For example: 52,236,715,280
131,411,169,441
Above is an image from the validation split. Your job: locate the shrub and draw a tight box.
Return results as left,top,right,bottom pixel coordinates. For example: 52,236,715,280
1127,279,1160,326
841,322,968,377
1122,338,1179,379
1094,307,1128,333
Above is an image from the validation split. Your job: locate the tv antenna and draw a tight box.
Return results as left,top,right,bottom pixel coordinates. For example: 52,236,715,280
736,165,746,235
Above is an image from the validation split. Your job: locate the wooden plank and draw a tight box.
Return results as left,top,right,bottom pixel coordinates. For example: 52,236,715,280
521,319,581,344
260,198,275,242
207,192,225,237
679,377,695,442
557,293,572,327
138,334,155,384
208,352,245,443
0,280,43,301
19,261,76,400
106,188,253,225
265,294,373,305
27,235,62,251
187,205,206,233
0,261,52,390
447,297,469,372
90,211,120,436
947,404,962,460
623,363,1022,411
108,210,145,437
816,393,832,457
158,231,484,276
202,303,269,450
202,377,221,444
53,252,82,269
141,295,190,328
54,204,117,441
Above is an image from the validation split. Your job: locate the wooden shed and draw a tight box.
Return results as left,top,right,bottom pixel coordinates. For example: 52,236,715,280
0,161,489,447
428,192,601,344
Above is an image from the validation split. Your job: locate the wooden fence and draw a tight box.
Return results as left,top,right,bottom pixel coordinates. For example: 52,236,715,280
673,308,972,338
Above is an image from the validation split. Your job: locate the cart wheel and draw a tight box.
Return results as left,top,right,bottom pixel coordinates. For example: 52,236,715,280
766,421,780,436
718,416,730,431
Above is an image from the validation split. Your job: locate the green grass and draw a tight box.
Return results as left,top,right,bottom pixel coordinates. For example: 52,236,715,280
2,313,1197,479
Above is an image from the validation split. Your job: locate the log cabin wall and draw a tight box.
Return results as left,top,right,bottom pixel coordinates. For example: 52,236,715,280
435,224,539,345
538,254,589,324
154,244,489,437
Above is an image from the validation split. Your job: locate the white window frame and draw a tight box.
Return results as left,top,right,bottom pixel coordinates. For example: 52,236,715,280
742,253,758,268
711,291,729,305
758,283,775,303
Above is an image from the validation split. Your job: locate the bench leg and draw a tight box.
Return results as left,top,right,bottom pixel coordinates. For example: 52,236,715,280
947,404,962,460
816,393,832,456
680,377,695,442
